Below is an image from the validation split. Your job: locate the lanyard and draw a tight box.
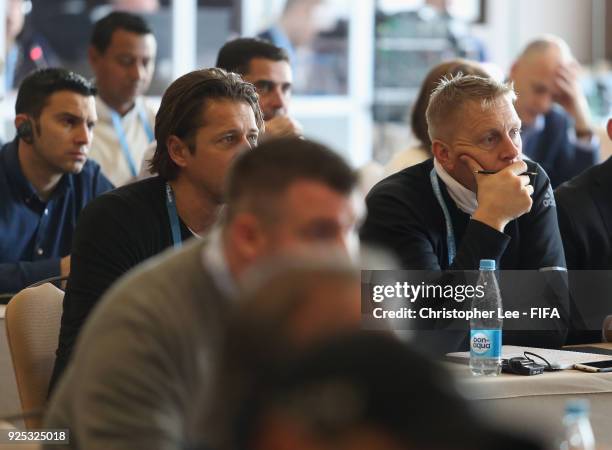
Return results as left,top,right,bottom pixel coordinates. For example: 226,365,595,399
165,183,182,249
110,105,155,177
430,168,456,267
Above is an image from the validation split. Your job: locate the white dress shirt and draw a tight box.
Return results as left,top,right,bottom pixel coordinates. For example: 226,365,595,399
89,95,157,186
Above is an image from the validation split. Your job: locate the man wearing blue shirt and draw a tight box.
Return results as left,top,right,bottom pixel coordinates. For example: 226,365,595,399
510,36,600,188
0,68,113,295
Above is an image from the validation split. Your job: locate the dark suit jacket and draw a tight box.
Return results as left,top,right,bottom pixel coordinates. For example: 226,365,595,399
556,157,612,343
360,158,565,271
523,107,600,189
556,156,612,270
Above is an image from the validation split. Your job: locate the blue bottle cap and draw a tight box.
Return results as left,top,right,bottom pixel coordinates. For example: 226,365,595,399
565,399,590,415
479,259,496,271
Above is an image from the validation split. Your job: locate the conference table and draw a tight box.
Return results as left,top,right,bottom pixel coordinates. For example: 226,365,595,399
446,343,612,448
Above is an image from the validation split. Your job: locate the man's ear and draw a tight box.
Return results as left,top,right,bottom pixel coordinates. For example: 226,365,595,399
509,60,519,80
431,139,452,169
227,213,268,264
166,135,190,169
606,118,612,142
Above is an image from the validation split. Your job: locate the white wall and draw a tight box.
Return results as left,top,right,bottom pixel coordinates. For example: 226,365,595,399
473,0,594,73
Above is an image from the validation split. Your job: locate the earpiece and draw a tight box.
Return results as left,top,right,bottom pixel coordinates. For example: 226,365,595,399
17,120,34,145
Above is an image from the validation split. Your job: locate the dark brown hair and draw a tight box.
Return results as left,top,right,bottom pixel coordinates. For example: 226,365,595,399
225,137,357,221
216,38,290,75
411,59,489,152
149,68,264,180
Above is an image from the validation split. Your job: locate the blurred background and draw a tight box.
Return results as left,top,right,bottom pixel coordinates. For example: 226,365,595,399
0,0,611,167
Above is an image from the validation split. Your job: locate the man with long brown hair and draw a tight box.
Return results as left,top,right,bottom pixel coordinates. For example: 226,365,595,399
50,68,263,390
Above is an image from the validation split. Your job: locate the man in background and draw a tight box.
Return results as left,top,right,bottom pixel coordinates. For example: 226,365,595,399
216,37,302,139
510,35,599,188
88,11,157,186
556,118,612,344
3,0,59,92
556,117,612,270
138,37,301,178
0,68,112,294
258,0,324,65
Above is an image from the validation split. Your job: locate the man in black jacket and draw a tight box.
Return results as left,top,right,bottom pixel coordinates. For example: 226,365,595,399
361,74,568,350
49,68,263,391
556,118,612,270
362,74,565,271
556,118,612,343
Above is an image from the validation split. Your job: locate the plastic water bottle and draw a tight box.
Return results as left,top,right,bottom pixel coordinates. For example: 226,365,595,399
560,400,595,450
469,259,503,376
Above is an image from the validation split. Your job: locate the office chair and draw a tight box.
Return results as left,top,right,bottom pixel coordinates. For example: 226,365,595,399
4,283,64,429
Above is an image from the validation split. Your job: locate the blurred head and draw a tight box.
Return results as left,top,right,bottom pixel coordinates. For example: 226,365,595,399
86,0,160,12
411,59,489,152
88,11,156,113
510,35,574,127
15,68,97,174
607,118,612,141
224,137,360,267
209,257,362,450
150,68,263,202
111,0,159,12
227,332,544,450
427,74,520,191
281,0,325,47
217,38,292,120
236,253,362,350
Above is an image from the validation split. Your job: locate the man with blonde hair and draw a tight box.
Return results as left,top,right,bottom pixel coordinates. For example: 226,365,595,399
362,74,564,270
360,74,567,349
510,35,599,187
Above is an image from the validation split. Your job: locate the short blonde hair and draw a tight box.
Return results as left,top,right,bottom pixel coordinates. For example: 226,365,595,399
425,74,516,142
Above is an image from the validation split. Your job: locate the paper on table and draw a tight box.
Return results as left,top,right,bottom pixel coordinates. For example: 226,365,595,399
446,345,612,369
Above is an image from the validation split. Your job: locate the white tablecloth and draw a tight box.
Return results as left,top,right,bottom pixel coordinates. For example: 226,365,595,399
447,344,612,447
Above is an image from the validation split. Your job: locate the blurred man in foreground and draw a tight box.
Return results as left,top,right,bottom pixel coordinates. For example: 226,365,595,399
45,138,361,450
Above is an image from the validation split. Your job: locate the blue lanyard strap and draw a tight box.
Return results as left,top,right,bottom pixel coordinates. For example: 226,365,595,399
429,168,456,267
137,106,155,143
165,183,182,249
110,105,155,177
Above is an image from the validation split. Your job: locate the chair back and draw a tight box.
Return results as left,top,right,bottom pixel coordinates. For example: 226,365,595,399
4,283,64,429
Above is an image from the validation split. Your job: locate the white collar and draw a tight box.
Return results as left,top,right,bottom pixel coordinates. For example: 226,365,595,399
200,226,239,300
95,95,141,121
433,158,478,215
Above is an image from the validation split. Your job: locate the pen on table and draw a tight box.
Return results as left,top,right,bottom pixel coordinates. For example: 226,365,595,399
474,170,538,176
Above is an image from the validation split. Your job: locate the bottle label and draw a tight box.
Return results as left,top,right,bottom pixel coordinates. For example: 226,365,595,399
470,329,502,358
